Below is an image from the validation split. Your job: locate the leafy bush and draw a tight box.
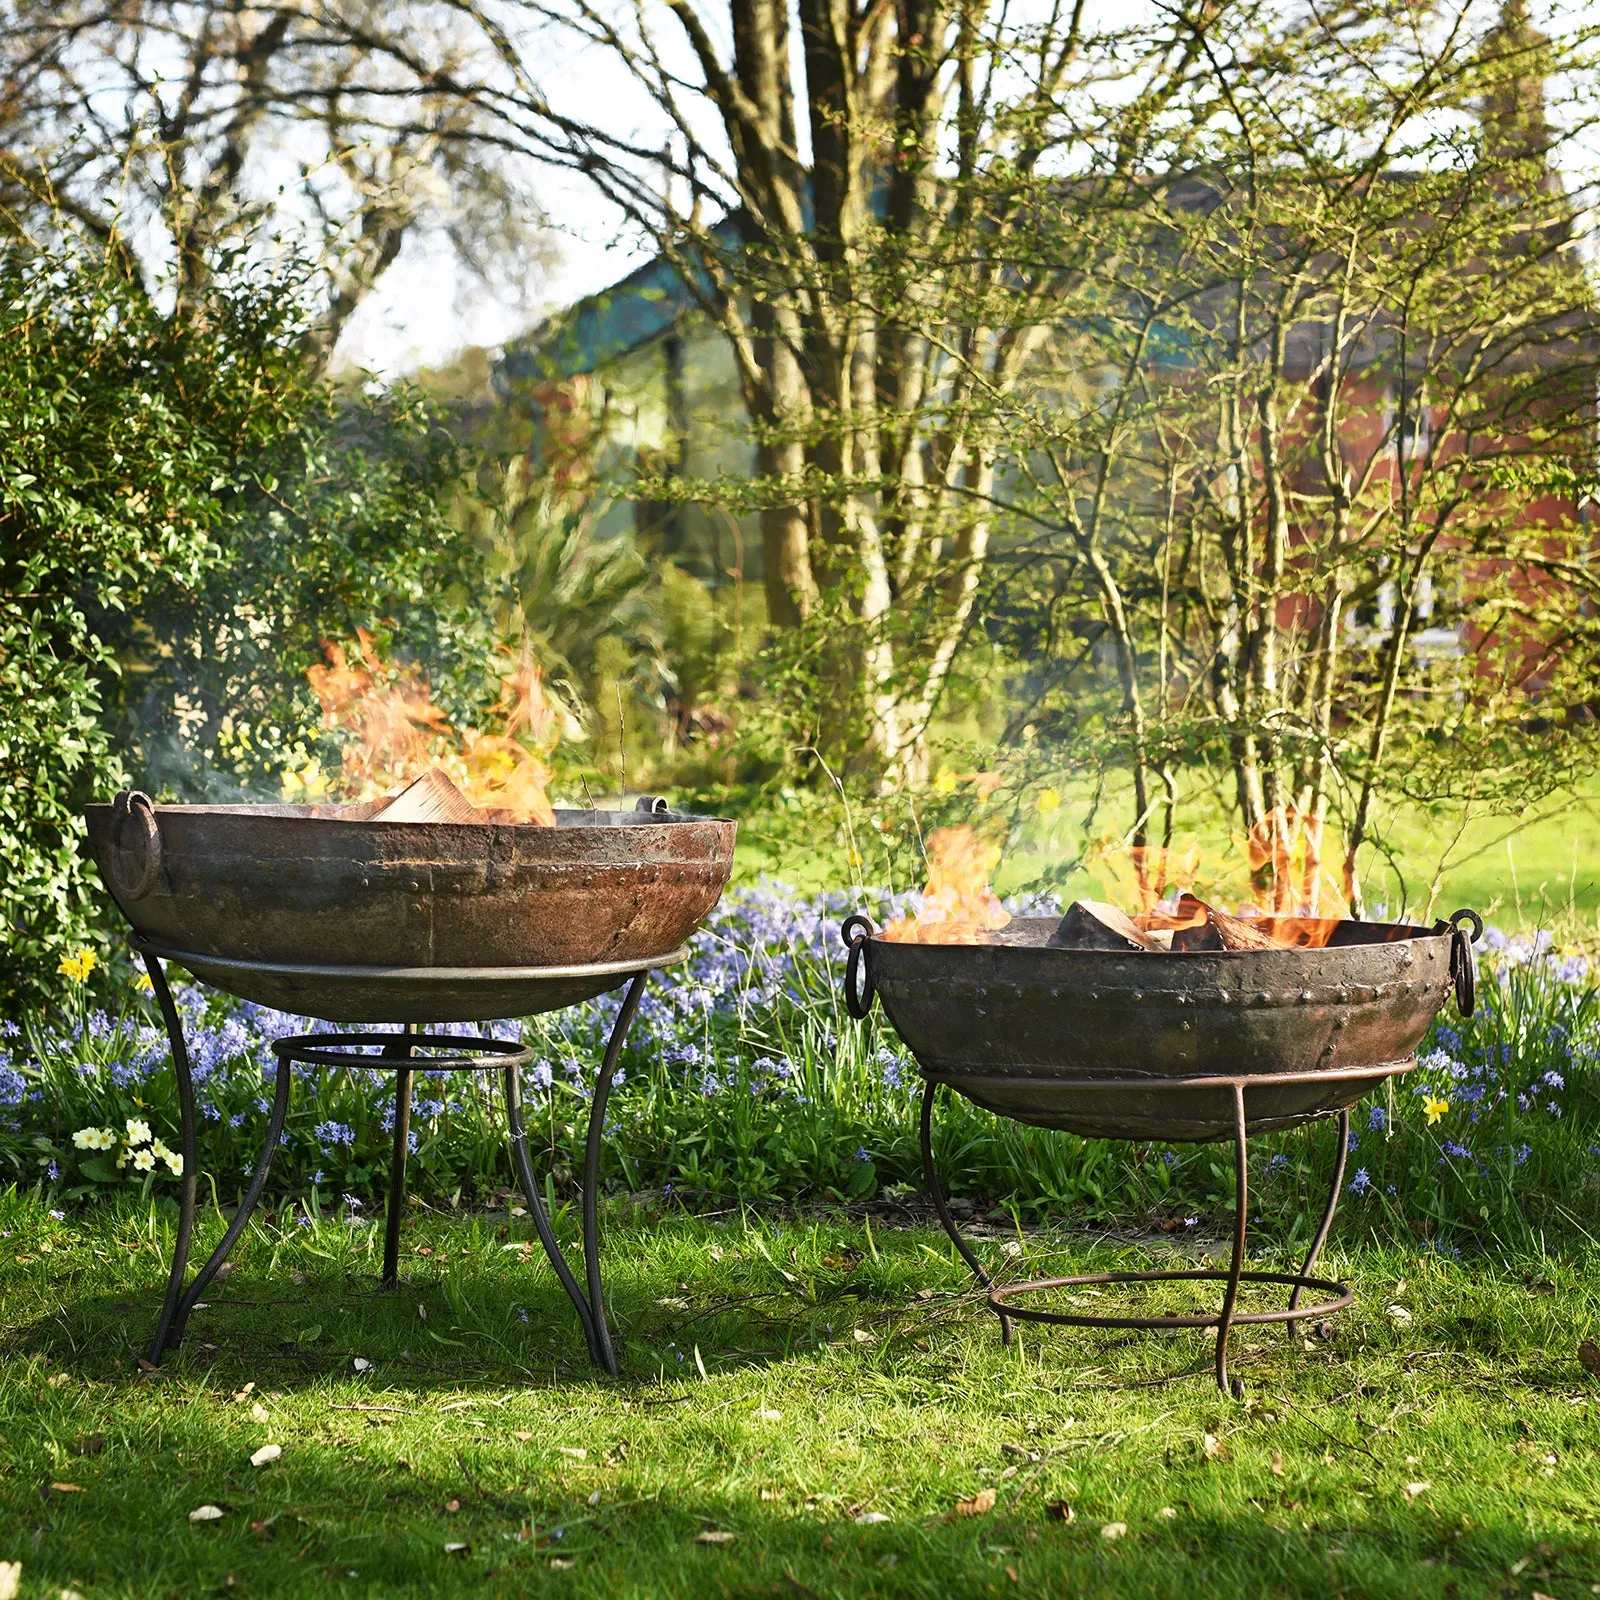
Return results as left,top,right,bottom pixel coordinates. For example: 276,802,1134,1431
4,892,1595,1256
0,239,476,1015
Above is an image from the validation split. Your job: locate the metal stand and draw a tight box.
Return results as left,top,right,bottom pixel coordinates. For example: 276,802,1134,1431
918,1067,1390,1396
136,943,651,1376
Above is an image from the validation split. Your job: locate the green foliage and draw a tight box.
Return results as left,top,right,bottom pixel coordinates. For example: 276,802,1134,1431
0,237,477,1016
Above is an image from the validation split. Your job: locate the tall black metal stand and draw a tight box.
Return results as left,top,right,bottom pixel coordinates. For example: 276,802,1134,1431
137,945,651,1377
918,1068,1385,1396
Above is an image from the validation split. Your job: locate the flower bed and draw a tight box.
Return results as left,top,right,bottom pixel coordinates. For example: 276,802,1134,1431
2,889,1595,1247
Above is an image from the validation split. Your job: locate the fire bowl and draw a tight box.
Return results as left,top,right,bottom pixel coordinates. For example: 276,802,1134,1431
843,913,1477,1140
84,793,735,1021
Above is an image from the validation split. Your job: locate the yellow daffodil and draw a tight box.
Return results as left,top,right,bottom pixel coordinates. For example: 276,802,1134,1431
57,947,97,983
132,971,154,993
1036,787,1061,815
131,1148,156,1173
1423,1096,1449,1125
125,1117,152,1146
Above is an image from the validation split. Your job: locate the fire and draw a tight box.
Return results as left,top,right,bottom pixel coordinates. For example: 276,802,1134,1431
303,629,559,825
1084,807,1350,948
882,826,1012,944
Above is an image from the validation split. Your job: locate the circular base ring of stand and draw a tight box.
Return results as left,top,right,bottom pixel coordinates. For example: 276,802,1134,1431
132,935,677,1378
919,1063,1411,1397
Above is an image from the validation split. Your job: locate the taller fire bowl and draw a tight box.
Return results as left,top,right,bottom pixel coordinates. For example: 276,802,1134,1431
843,913,1479,1140
84,792,736,1022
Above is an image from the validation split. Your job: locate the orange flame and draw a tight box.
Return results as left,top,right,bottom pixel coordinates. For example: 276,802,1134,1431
306,630,559,825
1083,807,1350,947
882,826,1012,944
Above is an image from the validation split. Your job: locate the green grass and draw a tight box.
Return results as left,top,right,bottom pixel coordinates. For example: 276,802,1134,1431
6,1193,1600,1598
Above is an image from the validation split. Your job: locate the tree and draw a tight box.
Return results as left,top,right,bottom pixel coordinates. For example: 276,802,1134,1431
0,1,548,364
986,0,1600,908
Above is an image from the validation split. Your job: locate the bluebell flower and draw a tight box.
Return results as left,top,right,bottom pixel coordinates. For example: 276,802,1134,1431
314,1120,355,1149
1348,1168,1372,1196
854,1147,870,1163
1368,1105,1387,1131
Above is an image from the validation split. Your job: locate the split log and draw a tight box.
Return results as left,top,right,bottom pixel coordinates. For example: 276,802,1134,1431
371,768,483,824
1170,893,1291,952
1048,900,1162,952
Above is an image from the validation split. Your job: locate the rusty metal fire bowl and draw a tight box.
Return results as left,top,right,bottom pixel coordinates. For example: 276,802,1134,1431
84,790,735,1377
841,909,1481,1394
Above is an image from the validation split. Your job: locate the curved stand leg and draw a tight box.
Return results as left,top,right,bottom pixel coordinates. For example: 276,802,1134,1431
503,973,647,1376
1287,1107,1349,1340
1214,1083,1250,1397
143,953,199,1366
505,1061,604,1366
581,972,646,1375
921,1080,1013,1346
382,1028,415,1289
166,1052,293,1349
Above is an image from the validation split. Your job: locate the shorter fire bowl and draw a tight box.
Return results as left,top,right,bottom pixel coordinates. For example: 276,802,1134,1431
842,912,1478,1141
842,907,1481,1394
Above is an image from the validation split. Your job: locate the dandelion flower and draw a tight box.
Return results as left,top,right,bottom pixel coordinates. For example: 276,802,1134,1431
1422,1096,1449,1126
1036,788,1061,815
131,1148,156,1173
125,1118,152,1146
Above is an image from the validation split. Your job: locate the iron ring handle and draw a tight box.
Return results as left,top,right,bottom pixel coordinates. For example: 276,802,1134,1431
841,914,877,1020
108,790,162,903
1445,907,1481,1018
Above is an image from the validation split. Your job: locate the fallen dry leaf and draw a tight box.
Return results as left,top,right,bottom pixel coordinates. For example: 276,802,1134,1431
0,1561,19,1600
1006,1565,1020,1583
513,1431,534,1442
231,1383,255,1402
1203,1434,1226,1460
1270,1449,1284,1477
955,1488,997,1517
695,1530,738,1545
48,1483,84,1494
854,1511,890,1525
852,1329,878,1345
549,1557,574,1570
1402,1481,1430,1503
352,1357,372,1373
1386,1305,1413,1328
249,1403,269,1425
249,1445,282,1468
1046,1501,1075,1523
558,1447,587,1461
445,1499,461,1513
189,1505,225,1523
1101,1521,1128,1541
443,1542,470,1557
1578,1340,1600,1378
754,1406,783,1423
1157,1507,1177,1520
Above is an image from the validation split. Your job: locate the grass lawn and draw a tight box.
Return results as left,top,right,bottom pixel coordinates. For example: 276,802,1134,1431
5,1194,1599,1598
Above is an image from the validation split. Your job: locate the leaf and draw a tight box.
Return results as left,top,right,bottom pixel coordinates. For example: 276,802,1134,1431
48,1482,84,1493
754,1406,783,1423
557,1448,586,1461
0,1562,18,1600
1203,1434,1226,1459
955,1488,997,1517
854,1511,890,1525
230,1383,256,1403
443,1542,470,1557
249,1444,282,1468
1046,1501,1075,1523
695,1530,738,1545
1101,1522,1128,1541
1402,1481,1430,1503
1270,1449,1284,1477
352,1357,372,1373
1386,1305,1413,1327
249,1403,269,1424
1577,1340,1600,1378
189,1505,226,1522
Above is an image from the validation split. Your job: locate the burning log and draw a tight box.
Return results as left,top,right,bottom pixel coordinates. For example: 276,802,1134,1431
371,769,486,824
1166,893,1291,952
1048,900,1167,952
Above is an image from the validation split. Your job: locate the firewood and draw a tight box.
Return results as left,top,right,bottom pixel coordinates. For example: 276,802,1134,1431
1172,892,1291,951
1047,900,1161,952
371,768,483,824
